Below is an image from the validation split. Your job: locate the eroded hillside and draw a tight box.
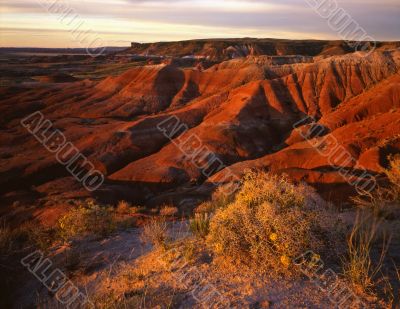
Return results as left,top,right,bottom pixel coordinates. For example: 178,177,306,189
1,45,400,220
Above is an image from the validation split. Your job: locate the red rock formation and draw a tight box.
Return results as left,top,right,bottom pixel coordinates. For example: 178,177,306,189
0,46,399,209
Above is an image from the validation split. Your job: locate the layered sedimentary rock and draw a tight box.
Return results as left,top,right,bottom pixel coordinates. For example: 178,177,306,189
1,43,399,209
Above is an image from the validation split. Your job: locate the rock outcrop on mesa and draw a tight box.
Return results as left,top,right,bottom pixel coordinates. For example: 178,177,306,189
124,38,400,61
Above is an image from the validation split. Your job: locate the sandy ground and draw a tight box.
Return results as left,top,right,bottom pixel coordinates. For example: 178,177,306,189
15,221,190,308
13,220,347,309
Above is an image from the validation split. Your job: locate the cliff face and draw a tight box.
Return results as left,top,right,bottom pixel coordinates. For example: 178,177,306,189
124,38,400,60
1,43,400,208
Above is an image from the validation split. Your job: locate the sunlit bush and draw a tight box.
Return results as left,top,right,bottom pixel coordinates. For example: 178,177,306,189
116,200,131,214
57,200,116,241
207,170,333,274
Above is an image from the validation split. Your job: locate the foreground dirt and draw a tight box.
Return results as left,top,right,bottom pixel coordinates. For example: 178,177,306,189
14,216,393,309
13,222,334,308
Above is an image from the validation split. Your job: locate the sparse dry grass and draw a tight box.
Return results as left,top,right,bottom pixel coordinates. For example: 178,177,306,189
353,154,400,217
0,223,14,256
343,211,390,294
63,247,82,273
0,221,55,256
91,249,185,308
194,201,214,214
0,221,57,308
115,201,146,228
385,154,400,195
159,205,179,217
345,155,400,299
8,160,399,308
189,213,210,238
116,200,130,214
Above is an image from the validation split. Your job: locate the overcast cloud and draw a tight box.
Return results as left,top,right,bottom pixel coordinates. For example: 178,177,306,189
0,0,399,47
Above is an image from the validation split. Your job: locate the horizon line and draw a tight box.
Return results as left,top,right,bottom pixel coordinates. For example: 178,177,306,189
1,36,400,50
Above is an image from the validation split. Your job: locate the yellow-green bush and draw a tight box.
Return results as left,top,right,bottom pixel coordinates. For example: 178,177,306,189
207,170,332,274
57,200,116,241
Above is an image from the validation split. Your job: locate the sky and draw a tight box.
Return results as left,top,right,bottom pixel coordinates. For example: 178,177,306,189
0,0,399,48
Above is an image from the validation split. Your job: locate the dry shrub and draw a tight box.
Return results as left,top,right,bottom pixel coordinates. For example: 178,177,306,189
159,205,178,217
57,200,116,241
211,185,236,210
207,170,334,274
234,170,313,209
141,217,169,249
116,200,130,214
353,155,400,217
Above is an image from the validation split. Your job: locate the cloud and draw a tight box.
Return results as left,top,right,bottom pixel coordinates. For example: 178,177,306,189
1,0,399,47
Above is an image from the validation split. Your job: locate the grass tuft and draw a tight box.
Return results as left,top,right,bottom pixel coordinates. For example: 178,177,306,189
189,213,210,238
141,217,169,250
159,205,179,217
343,211,391,294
